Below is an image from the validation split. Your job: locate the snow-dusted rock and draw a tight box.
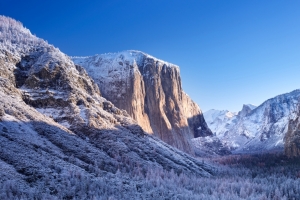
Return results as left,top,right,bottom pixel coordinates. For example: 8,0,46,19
202,90,300,154
72,51,212,154
203,109,238,137
0,16,215,198
285,116,300,157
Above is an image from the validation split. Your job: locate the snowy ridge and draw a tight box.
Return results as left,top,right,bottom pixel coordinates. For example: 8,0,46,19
0,16,47,58
72,50,179,70
0,16,74,71
71,50,180,90
245,104,257,110
201,89,300,153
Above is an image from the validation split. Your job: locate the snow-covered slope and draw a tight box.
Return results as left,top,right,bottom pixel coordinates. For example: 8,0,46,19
0,16,214,198
200,91,300,153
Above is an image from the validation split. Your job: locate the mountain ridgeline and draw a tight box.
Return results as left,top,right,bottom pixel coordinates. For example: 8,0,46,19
199,90,300,155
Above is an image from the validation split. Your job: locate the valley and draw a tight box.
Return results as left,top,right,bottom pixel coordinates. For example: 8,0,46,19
0,15,300,199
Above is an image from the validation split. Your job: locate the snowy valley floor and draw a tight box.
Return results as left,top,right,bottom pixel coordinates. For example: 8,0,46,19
202,153,300,200
1,152,300,199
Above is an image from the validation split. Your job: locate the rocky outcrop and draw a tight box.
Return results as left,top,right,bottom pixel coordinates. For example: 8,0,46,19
237,104,256,118
285,116,300,157
72,51,212,154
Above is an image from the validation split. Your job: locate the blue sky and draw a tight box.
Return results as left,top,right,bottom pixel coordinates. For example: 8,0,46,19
1,0,300,112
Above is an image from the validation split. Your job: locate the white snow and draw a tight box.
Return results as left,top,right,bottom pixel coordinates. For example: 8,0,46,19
204,89,300,153
72,50,179,71
204,109,237,137
78,105,88,123
245,104,257,110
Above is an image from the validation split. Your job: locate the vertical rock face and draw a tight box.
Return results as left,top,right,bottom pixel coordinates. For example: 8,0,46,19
285,116,300,157
73,51,212,154
182,93,213,138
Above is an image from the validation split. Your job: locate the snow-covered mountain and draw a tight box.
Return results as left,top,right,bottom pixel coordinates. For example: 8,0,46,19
0,16,214,198
72,51,212,154
199,90,300,153
203,109,238,137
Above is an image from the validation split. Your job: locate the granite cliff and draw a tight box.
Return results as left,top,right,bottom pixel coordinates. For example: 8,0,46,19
72,51,212,154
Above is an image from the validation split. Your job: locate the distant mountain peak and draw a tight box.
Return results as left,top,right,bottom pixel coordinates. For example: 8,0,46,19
238,104,257,117
244,104,257,110
203,89,300,153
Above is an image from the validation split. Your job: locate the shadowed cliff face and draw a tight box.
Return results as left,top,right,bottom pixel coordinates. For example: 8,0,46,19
72,51,212,154
285,116,300,158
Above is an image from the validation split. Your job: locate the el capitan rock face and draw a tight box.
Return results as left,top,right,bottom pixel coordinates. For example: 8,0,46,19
72,51,212,154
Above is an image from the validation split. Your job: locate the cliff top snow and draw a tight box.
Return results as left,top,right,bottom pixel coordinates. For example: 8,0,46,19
72,50,180,71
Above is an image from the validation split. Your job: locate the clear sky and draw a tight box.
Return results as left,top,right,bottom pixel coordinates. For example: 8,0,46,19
1,0,300,112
